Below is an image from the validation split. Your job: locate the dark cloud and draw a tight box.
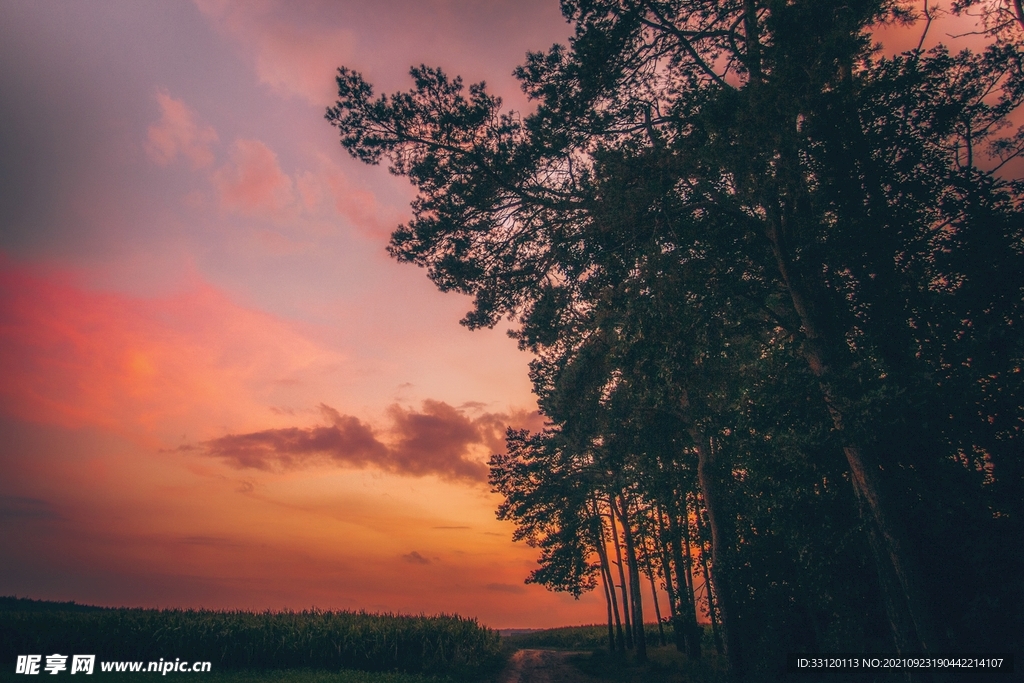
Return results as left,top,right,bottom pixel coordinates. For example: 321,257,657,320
269,406,295,415
401,551,431,565
201,400,541,484
204,404,388,470
0,495,60,521
387,400,488,481
159,444,197,453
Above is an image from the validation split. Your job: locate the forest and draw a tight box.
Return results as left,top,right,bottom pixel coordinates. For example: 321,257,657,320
326,1,1024,680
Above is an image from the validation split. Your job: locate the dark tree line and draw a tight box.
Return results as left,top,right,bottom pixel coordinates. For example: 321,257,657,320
328,1,1024,679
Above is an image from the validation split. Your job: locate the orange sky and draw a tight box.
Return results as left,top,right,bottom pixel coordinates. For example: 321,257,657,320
0,252,590,626
0,0,998,628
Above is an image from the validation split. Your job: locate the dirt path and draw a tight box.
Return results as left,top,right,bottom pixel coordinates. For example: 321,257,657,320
495,649,603,683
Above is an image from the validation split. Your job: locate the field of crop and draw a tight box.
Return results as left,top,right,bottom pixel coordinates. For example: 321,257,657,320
0,598,502,678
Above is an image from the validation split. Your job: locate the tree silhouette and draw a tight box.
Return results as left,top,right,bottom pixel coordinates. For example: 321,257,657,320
329,1,1024,678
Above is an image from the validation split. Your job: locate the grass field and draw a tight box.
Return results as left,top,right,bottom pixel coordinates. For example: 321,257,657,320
0,598,502,680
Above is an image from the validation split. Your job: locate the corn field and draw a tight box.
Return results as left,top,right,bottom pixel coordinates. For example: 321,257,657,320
0,600,502,675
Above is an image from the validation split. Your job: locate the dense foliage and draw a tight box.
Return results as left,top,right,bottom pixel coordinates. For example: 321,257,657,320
328,1,1024,680
0,601,502,676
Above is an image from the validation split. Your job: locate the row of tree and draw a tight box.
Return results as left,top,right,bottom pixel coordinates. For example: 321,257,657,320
328,1,1024,680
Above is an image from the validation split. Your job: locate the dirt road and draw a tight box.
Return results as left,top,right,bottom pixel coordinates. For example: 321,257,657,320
495,649,603,683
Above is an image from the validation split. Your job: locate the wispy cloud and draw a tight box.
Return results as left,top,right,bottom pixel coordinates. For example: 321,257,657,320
205,403,387,470
193,0,355,105
212,139,295,216
143,86,402,232
145,90,218,168
401,551,431,565
202,400,538,483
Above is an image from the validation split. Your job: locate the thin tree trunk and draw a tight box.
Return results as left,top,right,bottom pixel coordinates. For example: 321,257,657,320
644,553,667,646
655,505,686,654
599,550,617,652
668,496,701,659
693,430,744,677
608,496,634,649
593,501,623,652
614,494,647,663
694,492,724,656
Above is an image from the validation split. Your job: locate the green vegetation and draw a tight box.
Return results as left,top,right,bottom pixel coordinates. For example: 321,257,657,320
0,599,502,678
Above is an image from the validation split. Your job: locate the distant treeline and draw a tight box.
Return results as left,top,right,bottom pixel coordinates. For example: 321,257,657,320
0,597,108,613
0,600,501,675
326,0,1024,679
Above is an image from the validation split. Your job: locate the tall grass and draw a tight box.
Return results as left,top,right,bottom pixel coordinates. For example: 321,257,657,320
0,600,501,676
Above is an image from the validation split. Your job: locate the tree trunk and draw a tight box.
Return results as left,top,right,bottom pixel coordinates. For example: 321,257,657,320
644,553,667,646
656,505,688,654
668,496,702,659
608,497,634,649
593,501,623,652
694,433,744,678
599,549,617,652
694,492,724,656
614,494,647,663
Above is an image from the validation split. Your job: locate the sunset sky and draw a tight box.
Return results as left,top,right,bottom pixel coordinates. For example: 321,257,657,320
0,1,988,628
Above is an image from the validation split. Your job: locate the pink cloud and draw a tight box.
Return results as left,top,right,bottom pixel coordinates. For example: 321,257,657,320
205,403,388,471
212,139,295,216
145,90,218,168
386,400,491,481
202,399,543,483
193,0,355,105
320,162,406,239
292,156,408,238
